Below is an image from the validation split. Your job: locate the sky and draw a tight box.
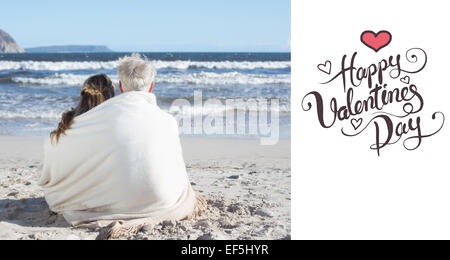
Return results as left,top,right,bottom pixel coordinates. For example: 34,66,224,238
0,0,290,52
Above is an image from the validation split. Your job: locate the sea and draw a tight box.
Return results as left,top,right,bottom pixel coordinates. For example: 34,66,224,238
0,52,290,139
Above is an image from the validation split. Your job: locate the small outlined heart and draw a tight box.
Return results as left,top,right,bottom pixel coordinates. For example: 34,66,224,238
360,30,392,52
317,60,331,74
400,76,410,84
351,118,363,130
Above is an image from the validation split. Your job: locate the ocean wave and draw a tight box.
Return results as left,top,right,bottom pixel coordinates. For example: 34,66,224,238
0,61,117,71
12,72,290,86
0,60,291,71
12,74,112,86
153,60,291,70
158,72,290,85
0,109,65,120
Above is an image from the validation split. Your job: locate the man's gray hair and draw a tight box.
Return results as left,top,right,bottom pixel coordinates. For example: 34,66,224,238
118,54,157,92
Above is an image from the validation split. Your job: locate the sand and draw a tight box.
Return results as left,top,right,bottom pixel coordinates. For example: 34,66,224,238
0,136,290,240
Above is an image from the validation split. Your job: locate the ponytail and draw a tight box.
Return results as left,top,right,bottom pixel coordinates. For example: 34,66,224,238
50,110,76,144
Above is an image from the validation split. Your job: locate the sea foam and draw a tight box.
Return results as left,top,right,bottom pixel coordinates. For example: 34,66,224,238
13,72,290,86
0,60,291,71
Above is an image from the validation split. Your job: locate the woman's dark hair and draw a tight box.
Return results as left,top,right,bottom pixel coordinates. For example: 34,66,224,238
50,74,115,143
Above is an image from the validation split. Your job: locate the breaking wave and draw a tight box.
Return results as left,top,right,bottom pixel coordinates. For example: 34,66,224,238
12,72,290,86
0,60,291,71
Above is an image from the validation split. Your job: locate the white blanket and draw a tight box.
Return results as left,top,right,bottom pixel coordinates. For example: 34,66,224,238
39,92,205,237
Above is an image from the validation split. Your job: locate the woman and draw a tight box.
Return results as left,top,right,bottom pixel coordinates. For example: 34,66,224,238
50,74,115,143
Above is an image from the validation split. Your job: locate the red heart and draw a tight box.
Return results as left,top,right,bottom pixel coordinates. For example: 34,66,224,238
360,30,392,52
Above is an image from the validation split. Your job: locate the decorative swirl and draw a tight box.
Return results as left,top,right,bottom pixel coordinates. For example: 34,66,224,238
371,102,418,118
301,94,313,112
390,48,428,79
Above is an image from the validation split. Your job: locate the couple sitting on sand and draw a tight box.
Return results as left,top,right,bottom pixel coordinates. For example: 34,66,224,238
38,54,206,239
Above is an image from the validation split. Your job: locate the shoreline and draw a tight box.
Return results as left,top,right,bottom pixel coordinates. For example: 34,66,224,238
0,135,291,240
0,135,290,164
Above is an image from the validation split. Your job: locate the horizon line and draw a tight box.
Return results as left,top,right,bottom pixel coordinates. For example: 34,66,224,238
21,45,290,54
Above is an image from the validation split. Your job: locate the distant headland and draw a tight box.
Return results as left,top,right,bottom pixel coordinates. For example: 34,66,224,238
0,29,25,53
1,29,114,53
25,45,114,53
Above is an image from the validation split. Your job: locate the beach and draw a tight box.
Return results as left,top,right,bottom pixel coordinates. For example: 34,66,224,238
0,135,291,240
0,52,291,240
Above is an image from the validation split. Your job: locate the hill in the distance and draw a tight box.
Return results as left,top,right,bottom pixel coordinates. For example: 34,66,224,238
25,45,114,53
0,29,25,53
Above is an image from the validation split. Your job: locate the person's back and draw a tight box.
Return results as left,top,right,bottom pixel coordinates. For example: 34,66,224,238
106,91,188,211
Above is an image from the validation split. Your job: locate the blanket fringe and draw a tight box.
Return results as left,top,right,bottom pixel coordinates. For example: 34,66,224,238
192,194,207,219
97,193,208,240
97,221,145,240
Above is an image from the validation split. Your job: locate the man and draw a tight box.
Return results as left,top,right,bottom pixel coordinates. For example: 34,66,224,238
40,54,205,239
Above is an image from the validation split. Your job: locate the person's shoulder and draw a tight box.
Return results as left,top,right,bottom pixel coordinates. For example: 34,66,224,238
113,91,177,124
157,107,177,124
117,91,158,106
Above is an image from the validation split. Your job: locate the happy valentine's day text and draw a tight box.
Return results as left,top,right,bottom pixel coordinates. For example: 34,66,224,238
302,48,445,156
